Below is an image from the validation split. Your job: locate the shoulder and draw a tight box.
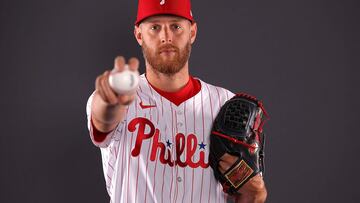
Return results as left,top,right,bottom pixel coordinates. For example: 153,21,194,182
195,77,235,103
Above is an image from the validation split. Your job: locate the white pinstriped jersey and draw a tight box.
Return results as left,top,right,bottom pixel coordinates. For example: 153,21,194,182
86,74,235,203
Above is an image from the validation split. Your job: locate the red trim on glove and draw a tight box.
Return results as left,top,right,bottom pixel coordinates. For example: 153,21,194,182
212,131,256,150
235,92,269,117
235,92,270,133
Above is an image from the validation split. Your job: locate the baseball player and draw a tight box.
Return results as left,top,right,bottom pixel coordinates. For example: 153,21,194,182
86,0,267,202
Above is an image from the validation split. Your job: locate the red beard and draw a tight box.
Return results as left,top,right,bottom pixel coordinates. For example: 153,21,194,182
142,41,191,75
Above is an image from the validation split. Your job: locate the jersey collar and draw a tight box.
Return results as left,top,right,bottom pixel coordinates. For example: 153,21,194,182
146,75,201,106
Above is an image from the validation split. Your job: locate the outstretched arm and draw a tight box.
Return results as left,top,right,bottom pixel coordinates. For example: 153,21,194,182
91,56,139,133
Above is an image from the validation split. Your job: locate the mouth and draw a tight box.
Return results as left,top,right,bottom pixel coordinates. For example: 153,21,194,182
159,49,177,54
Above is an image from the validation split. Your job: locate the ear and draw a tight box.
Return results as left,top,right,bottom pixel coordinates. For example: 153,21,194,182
134,25,143,46
190,22,197,44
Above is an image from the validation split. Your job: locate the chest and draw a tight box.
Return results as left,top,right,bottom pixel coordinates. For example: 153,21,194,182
123,95,219,169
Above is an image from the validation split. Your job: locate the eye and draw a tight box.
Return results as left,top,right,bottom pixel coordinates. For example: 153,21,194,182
150,25,160,30
172,24,182,30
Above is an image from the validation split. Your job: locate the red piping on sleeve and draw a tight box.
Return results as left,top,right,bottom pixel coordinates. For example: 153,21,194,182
90,118,112,143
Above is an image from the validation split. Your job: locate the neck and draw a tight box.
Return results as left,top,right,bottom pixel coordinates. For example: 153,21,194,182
145,61,190,92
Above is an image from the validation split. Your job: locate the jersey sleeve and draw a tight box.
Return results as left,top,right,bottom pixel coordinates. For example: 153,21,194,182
86,91,124,148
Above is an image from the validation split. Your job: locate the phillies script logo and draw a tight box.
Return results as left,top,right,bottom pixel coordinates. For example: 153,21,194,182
129,117,209,168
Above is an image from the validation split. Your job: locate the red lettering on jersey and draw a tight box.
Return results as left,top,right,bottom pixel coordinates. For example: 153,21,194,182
186,134,198,168
129,117,209,169
198,150,209,168
175,133,187,167
150,129,174,166
129,117,155,157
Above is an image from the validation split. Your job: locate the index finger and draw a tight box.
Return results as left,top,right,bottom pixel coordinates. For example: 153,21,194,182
128,57,140,71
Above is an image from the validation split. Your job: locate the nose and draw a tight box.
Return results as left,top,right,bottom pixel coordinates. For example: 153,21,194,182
160,26,172,43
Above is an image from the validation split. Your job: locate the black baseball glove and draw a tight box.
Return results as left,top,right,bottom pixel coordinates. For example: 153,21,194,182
209,93,269,195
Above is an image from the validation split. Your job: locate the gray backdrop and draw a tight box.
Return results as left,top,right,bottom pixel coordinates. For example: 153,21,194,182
0,0,359,202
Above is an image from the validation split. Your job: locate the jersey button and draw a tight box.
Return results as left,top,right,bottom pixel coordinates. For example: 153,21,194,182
177,111,183,115
177,122,183,128
177,177,182,182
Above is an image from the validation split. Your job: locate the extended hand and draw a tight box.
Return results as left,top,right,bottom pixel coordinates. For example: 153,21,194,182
95,56,139,106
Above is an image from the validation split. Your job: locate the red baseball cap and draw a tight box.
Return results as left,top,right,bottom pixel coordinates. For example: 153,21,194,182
135,0,195,25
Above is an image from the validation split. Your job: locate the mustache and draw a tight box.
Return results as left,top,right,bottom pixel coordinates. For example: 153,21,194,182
158,44,179,53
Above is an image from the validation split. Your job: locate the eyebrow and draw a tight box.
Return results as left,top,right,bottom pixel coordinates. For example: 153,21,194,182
146,19,182,23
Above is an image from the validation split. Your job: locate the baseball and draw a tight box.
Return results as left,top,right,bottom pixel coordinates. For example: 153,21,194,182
109,67,139,95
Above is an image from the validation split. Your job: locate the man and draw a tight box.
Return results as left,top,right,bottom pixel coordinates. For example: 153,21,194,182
86,0,267,202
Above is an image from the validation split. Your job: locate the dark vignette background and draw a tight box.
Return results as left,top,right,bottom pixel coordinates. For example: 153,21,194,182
0,0,359,202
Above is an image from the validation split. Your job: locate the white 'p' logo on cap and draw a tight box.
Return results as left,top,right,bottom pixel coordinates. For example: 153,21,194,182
160,0,165,5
